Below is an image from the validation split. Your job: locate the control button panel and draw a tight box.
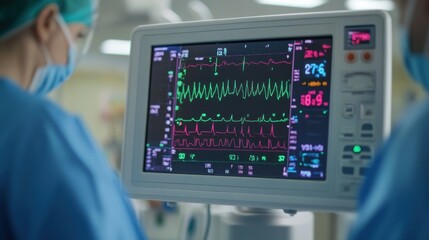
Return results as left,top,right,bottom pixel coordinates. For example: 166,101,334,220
334,22,389,202
341,144,373,177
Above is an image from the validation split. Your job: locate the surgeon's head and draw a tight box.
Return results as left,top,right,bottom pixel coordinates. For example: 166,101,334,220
0,0,98,94
395,0,429,91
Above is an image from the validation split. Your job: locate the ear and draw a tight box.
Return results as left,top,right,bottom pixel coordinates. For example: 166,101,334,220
33,4,59,44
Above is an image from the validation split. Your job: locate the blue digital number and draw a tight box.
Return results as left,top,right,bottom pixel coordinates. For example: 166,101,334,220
304,61,327,78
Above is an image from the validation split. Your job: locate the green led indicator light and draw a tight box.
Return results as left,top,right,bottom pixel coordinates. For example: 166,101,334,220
353,145,362,154
175,106,180,111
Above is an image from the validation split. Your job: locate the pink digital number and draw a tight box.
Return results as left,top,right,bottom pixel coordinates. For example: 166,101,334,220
350,31,371,45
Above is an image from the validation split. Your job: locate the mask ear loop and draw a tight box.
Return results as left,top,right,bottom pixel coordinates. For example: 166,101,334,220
55,15,75,49
40,44,53,65
29,43,53,92
81,28,94,55
55,14,81,65
55,14,92,61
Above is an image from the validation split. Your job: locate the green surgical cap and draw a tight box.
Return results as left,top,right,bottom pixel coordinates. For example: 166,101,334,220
0,0,97,39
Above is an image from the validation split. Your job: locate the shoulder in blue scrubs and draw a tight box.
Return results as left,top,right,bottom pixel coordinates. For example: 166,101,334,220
0,78,145,239
0,0,146,239
349,0,429,239
348,99,429,240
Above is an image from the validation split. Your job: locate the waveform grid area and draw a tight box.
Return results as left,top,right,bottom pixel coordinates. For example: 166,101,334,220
177,79,290,103
174,137,288,151
174,122,283,138
175,113,288,124
184,57,292,72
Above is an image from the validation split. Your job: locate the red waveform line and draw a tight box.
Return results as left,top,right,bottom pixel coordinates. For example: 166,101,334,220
174,137,288,150
174,122,278,138
184,58,292,69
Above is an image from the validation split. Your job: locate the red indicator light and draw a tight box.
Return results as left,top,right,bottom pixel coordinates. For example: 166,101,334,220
346,52,357,63
362,51,372,62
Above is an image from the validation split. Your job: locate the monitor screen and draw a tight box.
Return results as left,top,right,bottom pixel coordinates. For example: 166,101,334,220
122,11,391,211
144,37,333,180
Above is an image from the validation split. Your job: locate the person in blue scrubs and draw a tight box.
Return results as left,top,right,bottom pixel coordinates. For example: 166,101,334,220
0,0,146,239
349,0,429,239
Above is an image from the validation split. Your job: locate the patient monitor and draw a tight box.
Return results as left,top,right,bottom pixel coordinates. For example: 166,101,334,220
122,10,391,212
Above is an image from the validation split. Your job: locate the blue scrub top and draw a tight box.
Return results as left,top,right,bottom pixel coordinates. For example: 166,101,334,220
349,98,429,240
0,78,146,239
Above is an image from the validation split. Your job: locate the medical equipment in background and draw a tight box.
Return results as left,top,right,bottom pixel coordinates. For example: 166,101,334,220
122,10,391,239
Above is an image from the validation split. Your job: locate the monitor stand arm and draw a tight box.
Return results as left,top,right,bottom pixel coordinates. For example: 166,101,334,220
209,206,314,240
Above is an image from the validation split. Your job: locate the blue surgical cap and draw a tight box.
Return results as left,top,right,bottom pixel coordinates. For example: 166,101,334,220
0,0,97,39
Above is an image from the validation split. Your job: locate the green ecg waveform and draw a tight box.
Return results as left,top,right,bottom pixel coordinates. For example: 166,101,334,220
175,114,288,124
177,79,290,103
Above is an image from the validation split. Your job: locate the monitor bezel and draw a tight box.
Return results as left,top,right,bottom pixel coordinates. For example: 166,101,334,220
122,10,391,211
